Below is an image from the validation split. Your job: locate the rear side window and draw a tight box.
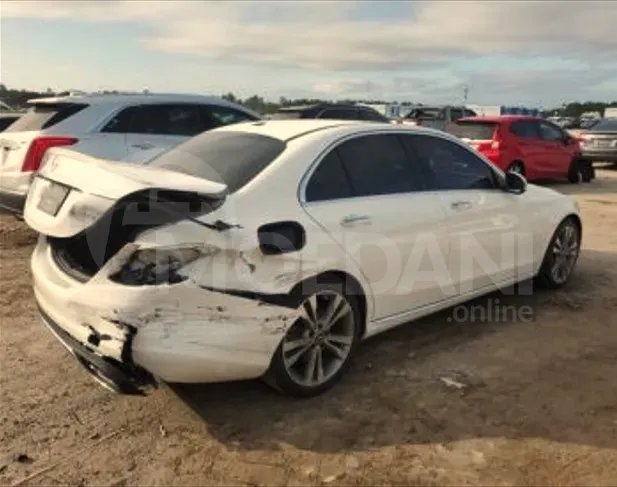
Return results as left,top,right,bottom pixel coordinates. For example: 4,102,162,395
148,131,286,193
336,134,421,197
449,108,464,121
510,120,540,138
450,121,498,140
305,151,352,202
5,103,88,132
103,104,212,136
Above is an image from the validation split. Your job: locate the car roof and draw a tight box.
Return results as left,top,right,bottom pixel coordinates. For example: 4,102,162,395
26,93,244,107
218,119,452,142
457,115,540,123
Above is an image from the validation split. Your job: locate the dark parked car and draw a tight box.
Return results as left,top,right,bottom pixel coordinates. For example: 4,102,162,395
0,113,20,132
579,118,617,164
270,103,391,123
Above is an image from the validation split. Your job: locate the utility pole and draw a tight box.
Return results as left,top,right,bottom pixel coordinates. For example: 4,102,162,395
463,85,469,105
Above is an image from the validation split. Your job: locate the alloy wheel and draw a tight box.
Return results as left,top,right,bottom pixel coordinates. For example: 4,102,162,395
550,223,580,284
281,290,355,388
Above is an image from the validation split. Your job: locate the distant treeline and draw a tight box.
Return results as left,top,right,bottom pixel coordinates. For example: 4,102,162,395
1,84,616,117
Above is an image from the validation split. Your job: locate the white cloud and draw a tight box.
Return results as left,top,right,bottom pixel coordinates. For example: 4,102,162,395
3,0,617,71
2,0,617,103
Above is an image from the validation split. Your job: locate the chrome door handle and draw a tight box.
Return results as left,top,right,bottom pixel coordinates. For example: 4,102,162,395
340,214,371,227
450,200,472,211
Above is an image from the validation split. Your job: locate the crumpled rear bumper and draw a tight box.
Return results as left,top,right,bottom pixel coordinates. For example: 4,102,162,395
32,237,301,392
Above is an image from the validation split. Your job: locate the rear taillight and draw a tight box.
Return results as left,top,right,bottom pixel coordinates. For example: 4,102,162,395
21,136,78,172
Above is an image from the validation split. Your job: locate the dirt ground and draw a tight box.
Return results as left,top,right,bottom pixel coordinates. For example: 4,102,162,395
1,167,617,486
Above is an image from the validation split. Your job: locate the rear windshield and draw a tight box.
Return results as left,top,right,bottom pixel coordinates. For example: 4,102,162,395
148,131,286,193
270,111,304,120
4,102,88,132
450,121,498,140
590,118,617,132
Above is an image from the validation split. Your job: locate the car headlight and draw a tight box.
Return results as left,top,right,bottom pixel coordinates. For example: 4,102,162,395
111,246,211,285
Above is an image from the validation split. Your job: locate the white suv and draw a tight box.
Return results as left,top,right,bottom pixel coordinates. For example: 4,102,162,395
0,93,261,213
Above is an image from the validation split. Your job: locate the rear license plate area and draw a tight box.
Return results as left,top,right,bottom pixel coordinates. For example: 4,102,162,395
35,178,70,216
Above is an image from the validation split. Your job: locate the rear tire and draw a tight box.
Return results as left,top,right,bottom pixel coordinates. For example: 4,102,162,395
578,158,593,182
507,161,525,176
567,158,581,184
536,217,581,289
264,278,362,397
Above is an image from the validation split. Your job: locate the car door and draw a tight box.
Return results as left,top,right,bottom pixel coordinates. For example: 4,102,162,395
537,120,573,176
301,133,450,321
508,120,544,178
404,133,533,295
123,104,213,163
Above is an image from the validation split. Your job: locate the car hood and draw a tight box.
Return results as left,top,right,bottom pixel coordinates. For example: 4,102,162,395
24,149,227,238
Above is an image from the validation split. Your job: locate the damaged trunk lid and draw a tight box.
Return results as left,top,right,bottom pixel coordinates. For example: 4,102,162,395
24,148,228,238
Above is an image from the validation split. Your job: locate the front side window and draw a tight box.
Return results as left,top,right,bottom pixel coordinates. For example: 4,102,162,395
335,134,422,197
538,121,565,142
404,134,498,191
103,104,206,136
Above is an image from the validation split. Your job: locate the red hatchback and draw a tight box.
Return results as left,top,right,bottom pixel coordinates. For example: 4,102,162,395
450,115,592,183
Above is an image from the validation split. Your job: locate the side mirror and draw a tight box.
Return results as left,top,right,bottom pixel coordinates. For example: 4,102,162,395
504,171,527,194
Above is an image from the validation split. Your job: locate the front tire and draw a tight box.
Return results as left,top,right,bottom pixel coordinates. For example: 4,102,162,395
264,279,362,397
536,218,581,289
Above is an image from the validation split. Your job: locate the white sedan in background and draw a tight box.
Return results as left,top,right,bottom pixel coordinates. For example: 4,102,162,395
24,120,582,397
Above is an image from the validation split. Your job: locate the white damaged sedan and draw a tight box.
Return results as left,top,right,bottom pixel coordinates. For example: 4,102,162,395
25,120,582,397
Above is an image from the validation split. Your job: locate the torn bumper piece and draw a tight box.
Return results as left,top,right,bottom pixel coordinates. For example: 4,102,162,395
32,237,300,392
38,304,155,395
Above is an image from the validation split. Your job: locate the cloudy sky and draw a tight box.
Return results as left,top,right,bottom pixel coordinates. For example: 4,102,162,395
2,0,616,107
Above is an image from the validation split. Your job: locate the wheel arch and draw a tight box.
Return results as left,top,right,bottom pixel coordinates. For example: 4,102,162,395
289,270,369,339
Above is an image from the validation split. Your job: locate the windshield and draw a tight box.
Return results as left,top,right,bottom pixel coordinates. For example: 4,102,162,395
450,121,498,140
590,118,617,132
148,131,286,193
5,102,88,132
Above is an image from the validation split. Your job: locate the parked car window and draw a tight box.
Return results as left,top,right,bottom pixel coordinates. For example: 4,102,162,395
319,108,358,120
449,108,464,121
405,134,498,191
5,103,88,132
205,105,257,126
358,108,389,123
103,104,206,136
590,118,617,131
148,131,286,193
450,121,498,140
509,120,540,138
270,110,305,120
0,117,18,131
538,121,565,142
463,109,477,117
305,150,353,202
335,134,421,197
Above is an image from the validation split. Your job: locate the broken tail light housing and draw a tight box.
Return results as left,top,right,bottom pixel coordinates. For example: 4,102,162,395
111,246,211,286
22,136,78,172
